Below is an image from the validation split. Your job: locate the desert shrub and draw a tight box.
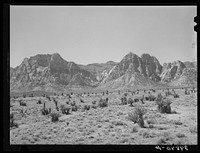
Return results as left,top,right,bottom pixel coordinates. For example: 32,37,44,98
173,93,179,98
67,94,72,98
156,93,163,102
91,105,97,109
60,104,70,115
92,100,96,105
145,94,155,101
56,106,59,111
156,97,172,114
185,89,190,95
149,94,156,101
71,105,78,112
148,124,154,129
37,100,42,104
80,98,84,103
189,126,197,134
157,137,167,145
98,98,108,108
131,125,139,133
121,96,127,105
128,97,134,106
70,101,76,106
134,98,140,102
176,133,186,138
29,93,34,97
10,113,18,128
82,104,91,111
127,106,147,128
50,112,61,122
173,120,182,125
111,120,125,126
146,118,156,125
19,100,26,106
165,91,171,97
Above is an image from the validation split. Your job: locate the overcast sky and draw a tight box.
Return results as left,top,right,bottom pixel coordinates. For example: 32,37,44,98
10,6,197,68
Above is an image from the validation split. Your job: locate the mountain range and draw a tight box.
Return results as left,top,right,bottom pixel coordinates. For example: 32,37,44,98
10,52,197,92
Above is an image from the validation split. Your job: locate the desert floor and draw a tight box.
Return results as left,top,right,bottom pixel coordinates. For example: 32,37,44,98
10,88,197,145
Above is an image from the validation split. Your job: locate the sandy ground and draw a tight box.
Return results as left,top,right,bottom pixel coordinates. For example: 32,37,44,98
10,88,197,145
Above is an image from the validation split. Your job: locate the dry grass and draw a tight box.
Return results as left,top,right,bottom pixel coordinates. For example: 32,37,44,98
10,87,197,145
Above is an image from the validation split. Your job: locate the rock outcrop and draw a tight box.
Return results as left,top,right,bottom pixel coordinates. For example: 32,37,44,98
101,52,162,85
160,61,186,83
10,53,98,92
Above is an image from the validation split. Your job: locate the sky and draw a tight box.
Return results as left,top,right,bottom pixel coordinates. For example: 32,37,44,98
10,6,197,68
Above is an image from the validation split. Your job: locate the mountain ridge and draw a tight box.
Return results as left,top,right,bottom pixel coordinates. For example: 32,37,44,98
10,52,197,92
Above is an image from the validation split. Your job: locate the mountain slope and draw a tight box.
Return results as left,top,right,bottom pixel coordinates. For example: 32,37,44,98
100,72,164,89
99,52,163,88
10,52,197,92
10,53,98,92
168,68,197,87
79,61,117,82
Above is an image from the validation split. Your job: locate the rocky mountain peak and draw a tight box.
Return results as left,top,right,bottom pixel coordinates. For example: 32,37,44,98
101,52,162,84
160,60,186,83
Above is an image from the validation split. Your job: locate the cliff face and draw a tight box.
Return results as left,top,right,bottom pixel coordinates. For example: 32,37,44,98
160,61,186,83
10,53,98,92
10,52,197,92
101,52,162,85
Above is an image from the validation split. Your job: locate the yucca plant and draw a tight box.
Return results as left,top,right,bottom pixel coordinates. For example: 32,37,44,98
121,96,127,105
50,112,61,122
10,112,18,128
41,102,51,115
127,106,147,128
140,95,145,103
156,97,172,114
156,93,163,102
